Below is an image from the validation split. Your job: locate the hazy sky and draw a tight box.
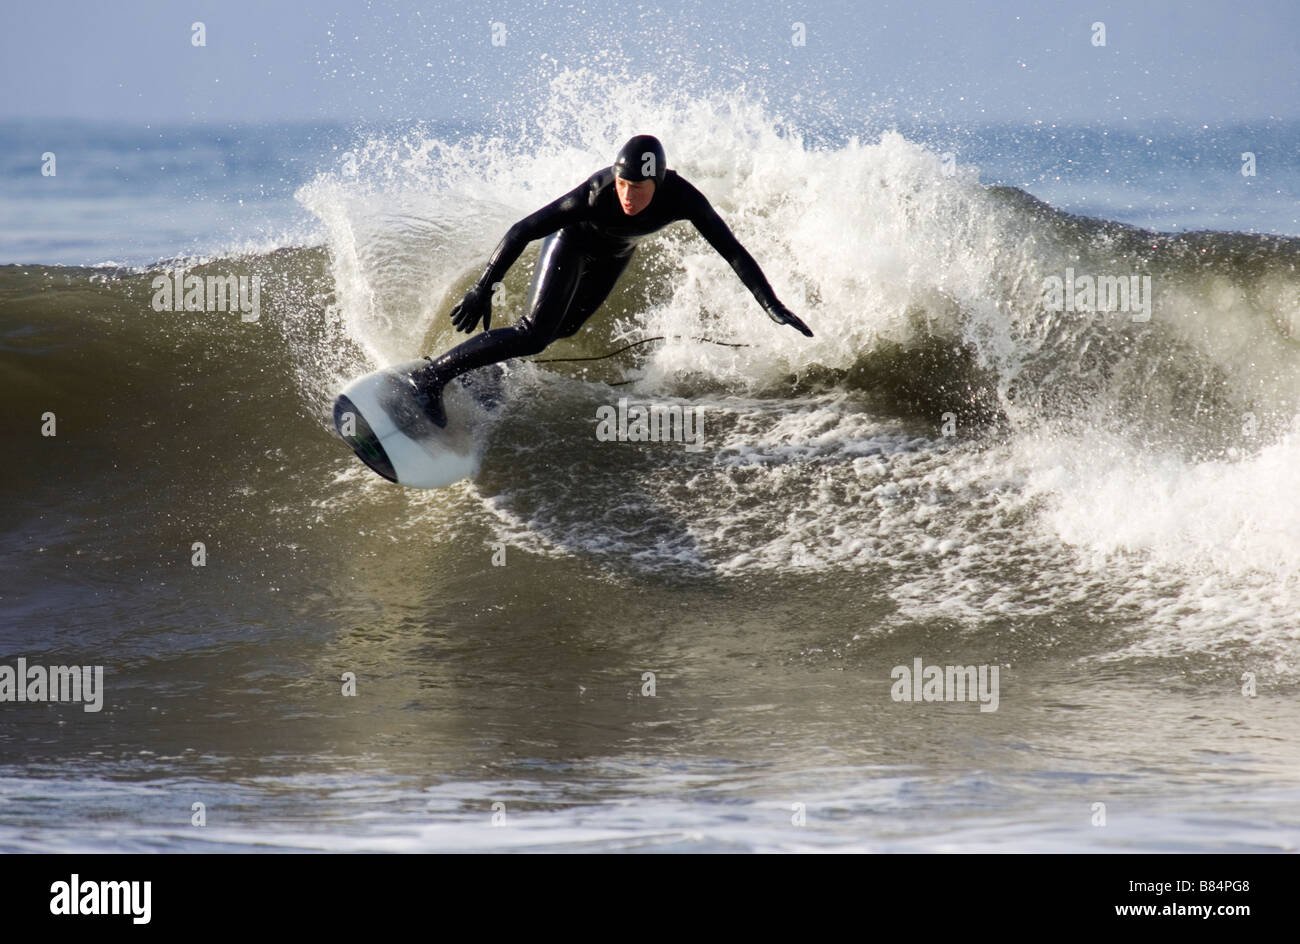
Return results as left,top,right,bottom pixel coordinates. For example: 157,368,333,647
4,0,1298,125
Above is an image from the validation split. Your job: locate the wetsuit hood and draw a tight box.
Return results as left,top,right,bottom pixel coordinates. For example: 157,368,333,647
614,134,667,186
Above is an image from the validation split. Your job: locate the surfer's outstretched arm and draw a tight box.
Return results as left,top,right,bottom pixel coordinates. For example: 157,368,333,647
682,182,813,337
450,184,590,333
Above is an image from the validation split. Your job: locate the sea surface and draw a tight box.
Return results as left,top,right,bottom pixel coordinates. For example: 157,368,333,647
2,71,1299,851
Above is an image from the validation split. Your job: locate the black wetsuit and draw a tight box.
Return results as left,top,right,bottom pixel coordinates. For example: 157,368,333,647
419,166,789,394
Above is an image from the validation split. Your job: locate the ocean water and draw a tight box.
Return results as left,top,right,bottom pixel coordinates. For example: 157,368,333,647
2,70,1299,852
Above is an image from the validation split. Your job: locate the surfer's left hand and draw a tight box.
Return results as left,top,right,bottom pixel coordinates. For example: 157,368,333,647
767,303,814,337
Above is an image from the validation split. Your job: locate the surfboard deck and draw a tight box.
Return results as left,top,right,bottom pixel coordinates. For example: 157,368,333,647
332,359,502,488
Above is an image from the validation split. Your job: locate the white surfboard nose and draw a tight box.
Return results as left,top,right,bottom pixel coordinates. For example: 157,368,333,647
333,359,482,489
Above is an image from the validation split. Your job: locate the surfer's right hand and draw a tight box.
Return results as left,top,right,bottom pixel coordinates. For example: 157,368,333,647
450,285,492,333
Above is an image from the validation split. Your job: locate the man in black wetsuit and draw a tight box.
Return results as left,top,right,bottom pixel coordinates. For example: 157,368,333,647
415,134,813,426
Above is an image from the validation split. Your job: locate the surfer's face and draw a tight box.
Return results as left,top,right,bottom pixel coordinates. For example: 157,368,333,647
615,177,655,216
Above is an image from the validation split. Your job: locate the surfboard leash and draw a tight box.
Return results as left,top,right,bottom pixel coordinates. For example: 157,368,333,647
531,335,750,365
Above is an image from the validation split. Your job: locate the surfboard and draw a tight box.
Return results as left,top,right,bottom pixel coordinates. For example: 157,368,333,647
332,359,502,488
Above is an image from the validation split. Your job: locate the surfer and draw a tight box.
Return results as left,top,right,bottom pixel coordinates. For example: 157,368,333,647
414,134,813,426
